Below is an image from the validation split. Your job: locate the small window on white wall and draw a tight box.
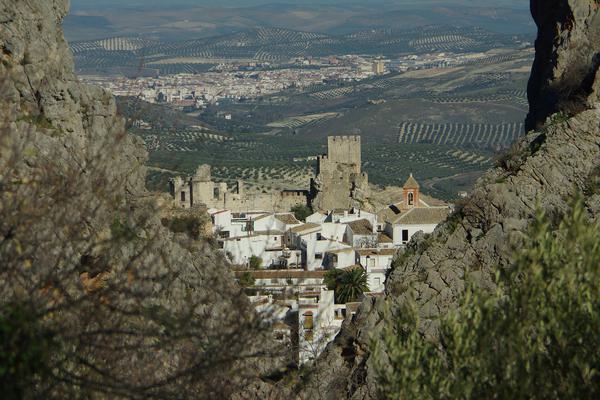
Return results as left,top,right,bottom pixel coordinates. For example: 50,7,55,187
402,230,409,243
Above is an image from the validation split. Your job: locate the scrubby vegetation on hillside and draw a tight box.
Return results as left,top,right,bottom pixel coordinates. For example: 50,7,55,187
374,197,600,399
0,111,278,399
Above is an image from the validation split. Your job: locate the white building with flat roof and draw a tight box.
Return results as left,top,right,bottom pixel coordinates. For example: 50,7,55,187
298,289,341,365
356,248,396,293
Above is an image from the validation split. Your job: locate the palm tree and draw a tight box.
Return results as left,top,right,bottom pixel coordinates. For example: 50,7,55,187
325,268,369,304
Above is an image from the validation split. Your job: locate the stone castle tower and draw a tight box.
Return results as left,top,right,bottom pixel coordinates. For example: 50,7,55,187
310,135,369,211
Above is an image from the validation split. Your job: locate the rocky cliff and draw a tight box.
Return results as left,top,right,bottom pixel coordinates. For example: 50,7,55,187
0,1,275,398
526,0,600,130
299,1,600,398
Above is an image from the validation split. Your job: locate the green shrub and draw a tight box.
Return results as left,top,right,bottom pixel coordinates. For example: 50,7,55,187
0,303,55,400
374,196,600,399
549,112,571,124
291,204,312,222
325,268,369,304
249,255,263,270
239,272,255,287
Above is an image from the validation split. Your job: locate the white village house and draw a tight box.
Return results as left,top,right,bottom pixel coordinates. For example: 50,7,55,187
213,173,451,364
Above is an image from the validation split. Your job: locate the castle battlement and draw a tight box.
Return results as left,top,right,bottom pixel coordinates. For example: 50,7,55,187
311,135,368,211
326,135,362,170
329,135,361,143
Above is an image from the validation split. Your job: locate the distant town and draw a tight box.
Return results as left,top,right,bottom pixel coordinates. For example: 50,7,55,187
80,49,524,111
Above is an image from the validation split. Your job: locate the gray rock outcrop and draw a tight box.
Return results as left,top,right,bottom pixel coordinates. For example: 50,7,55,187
526,0,600,130
0,1,277,398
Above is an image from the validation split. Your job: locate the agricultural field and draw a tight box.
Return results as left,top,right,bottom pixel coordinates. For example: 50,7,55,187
267,113,340,129
398,122,524,150
70,25,528,75
103,30,534,201
361,143,494,197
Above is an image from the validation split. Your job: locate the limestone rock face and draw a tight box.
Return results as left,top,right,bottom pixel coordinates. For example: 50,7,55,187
526,0,600,130
0,0,147,193
0,1,276,397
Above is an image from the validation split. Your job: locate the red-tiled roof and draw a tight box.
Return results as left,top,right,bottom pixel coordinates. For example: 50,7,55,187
346,219,373,235
378,232,393,243
289,223,321,234
403,173,420,189
392,207,451,225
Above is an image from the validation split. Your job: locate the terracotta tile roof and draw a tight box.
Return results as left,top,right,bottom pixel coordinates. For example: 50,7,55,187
211,209,229,215
381,194,449,222
378,232,393,243
419,194,449,207
392,207,451,225
403,173,420,189
356,249,379,257
275,213,301,225
289,223,321,234
356,248,397,257
346,219,373,235
377,206,397,221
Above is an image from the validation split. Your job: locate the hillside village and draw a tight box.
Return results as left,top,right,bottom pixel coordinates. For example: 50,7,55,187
168,135,452,364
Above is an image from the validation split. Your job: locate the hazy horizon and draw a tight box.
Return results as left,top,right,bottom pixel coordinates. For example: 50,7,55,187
66,0,534,43
71,0,530,10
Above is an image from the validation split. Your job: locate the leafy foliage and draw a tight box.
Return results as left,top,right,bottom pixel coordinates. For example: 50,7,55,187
374,197,600,399
0,303,54,400
291,204,312,222
239,272,256,288
249,255,263,270
325,268,369,304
